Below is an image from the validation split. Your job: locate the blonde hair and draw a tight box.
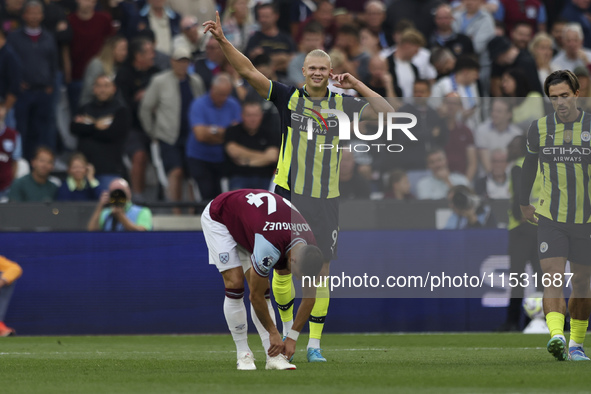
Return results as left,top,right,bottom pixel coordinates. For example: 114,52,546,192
98,36,127,77
528,32,553,54
305,49,332,68
400,28,426,47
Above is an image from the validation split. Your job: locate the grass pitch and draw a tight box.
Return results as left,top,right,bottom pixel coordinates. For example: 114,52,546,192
1,333,589,393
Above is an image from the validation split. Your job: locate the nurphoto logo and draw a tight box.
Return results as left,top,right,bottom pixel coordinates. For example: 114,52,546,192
306,108,418,153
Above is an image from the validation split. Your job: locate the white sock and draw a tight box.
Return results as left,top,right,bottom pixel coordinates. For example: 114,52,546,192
308,338,321,349
250,299,276,357
282,320,293,337
569,339,584,348
223,296,250,354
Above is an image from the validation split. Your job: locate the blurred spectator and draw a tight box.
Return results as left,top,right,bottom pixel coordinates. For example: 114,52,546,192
0,28,21,121
550,17,567,54
137,0,180,55
444,184,497,229
364,55,399,99
138,28,171,71
334,24,370,81
560,0,591,48
494,19,505,36
115,37,159,202
71,74,130,191
295,0,336,50
96,0,139,40
173,16,202,58
0,255,22,337
574,66,591,111
331,7,353,29
384,169,415,200
9,0,58,160
474,148,510,199
139,47,205,213
56,152,100,201
0,102,21,201
0,0,25,35
509,22,534,51
41,0,73,151
222,0,258,53
79,35,128,107
501,68,545,130
245,3,295,77
327,48,358,96
529,32,555,90
431,55,482,131
384,28,423,98
383,23,437,88
361,0,388,49
494,0,547,34
416,148,470,200
167,0,215,33
488,35,543,96
289,0,318,37
67,0,114,112
430,47,457,79
41,0,72,80
392,80,448,174
186,73,241,201
430,3,475,57
359,27,381,57
450,0,500,14
551,23,591,71
195,37,227,91
8,146,57,202
288,21,324,87
474,98,522,173
439,93,477,182
239,54,281,133
452,0,496,81
384,0,441,44
87,177,153,231
338,148,371,199
224,101,279,191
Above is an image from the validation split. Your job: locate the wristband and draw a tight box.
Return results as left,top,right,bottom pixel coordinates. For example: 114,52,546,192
286,330,300,341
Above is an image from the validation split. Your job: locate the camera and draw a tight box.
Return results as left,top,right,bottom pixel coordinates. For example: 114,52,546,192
451,188,480,211
107,189,127,207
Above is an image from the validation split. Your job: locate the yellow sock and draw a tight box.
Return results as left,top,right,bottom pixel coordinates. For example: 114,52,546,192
570,318,589,345
272,272,295,324
309,280,330,342
546,312,565,338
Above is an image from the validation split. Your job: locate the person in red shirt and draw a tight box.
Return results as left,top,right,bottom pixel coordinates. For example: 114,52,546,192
66,0,113,112
201,189,323,370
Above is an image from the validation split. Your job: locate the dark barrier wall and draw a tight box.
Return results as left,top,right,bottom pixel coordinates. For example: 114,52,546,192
2,231,509,335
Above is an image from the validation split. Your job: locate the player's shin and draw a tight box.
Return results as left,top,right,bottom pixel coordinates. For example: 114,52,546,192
546,311,566,339
308,278,329,349
224,288,250,354
272,272,295,336
249,289,277,356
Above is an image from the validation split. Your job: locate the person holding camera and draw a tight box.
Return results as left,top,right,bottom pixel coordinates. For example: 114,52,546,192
87,178,153,231
444,184,497,229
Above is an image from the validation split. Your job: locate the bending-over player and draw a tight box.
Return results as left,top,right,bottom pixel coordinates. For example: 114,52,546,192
201,189,324,370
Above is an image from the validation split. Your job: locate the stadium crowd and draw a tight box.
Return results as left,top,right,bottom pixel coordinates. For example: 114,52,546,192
0,0,589,211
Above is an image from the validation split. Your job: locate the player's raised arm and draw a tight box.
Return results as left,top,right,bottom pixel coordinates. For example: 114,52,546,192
203,12,271,98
